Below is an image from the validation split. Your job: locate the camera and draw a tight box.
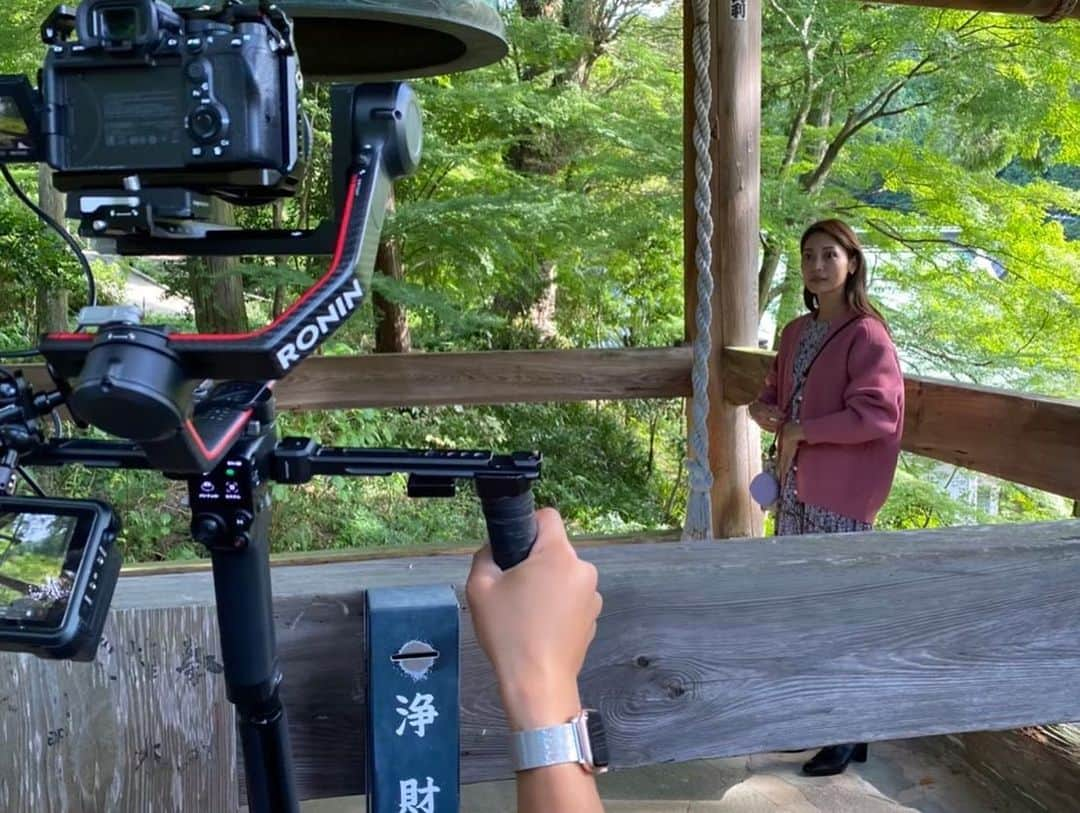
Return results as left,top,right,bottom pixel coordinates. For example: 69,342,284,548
1,0,308,237
0,497,121,661
0,1,430,663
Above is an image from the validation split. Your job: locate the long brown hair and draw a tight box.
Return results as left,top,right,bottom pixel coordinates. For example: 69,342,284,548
800,219,887,326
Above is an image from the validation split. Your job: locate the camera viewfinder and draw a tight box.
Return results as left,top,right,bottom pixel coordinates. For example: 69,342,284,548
97,7,141,43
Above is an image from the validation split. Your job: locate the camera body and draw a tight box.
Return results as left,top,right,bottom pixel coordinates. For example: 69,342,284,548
32,0,306,205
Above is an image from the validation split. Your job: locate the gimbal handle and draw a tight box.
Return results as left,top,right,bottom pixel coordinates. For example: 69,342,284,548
476,478,538,570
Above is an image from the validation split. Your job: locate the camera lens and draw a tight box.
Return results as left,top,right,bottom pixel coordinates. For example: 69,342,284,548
187,105,223,144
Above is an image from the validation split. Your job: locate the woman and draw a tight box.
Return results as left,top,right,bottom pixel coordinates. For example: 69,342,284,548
749,218,905,777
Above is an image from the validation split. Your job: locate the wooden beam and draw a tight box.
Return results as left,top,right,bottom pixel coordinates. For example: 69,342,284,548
14,349,692,411
904,377,1080,499
865,0,1080,20
118,529,683,578
683,0,763,538
723,346,1080,499
720,345,773,405
6,521,1080,806
16,347,1080,497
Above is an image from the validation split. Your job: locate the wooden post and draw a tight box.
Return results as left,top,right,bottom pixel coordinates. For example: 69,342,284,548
684,0,763,538
0,605,237,812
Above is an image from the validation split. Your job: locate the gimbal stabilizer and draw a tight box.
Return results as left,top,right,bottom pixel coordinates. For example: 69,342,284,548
0,81,539,812
12,383,538,811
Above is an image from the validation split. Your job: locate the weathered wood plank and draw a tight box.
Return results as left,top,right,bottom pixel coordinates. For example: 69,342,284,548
912,726,1080,812
17,349,692,409
903,377,1080,500
10,519,1066,804
724,346,1080,499
278,348,691,408
119,529,683,578
721,345,773,404
0,605,237,812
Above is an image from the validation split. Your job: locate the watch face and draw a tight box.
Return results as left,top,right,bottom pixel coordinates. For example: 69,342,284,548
585,711,610,769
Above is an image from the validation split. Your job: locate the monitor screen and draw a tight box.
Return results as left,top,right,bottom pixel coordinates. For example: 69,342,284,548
0,512,79,623
0,87,40,161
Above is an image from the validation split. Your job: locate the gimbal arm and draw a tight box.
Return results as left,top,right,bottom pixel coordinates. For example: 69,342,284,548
40,84,420,383
33,84,423,474
22,433,541,568
272,440,540,567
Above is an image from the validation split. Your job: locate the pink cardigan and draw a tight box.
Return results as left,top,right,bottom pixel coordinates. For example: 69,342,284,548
759,311,905,524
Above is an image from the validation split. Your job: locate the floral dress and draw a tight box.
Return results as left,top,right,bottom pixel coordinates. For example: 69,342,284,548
775,319,873,536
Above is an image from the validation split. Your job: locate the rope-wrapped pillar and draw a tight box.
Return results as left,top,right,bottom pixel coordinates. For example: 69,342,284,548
683,0,763,539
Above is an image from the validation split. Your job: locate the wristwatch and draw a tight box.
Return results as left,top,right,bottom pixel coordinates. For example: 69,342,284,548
510,709,610,774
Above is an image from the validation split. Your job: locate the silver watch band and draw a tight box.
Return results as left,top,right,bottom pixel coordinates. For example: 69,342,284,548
510,720,585,772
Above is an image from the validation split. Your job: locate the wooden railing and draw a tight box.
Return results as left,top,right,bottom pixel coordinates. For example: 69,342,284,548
3,520,1080,809
5,349,1079,810
722,347,1080,500
20,346,1077,498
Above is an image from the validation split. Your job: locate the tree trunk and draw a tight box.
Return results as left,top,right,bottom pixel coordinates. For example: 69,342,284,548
373,190,411,354
808,89,833,167
35,288,68,335
779,62,816,178
527,261,558,341
188,198,248,334
520,0,561,18
271,200,288,319
518,0,563,79
35,165,68,334
772,254,803,349
757,240,783,318
556,0,597,86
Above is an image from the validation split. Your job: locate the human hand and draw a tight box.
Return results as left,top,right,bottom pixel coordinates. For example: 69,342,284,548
749,400,785,433
777,421,806,485
466,508,602,730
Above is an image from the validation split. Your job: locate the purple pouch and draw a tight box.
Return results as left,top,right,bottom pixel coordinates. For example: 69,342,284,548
749,467,780,509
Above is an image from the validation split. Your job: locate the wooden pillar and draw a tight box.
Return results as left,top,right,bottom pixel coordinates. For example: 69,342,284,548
683,0,763,538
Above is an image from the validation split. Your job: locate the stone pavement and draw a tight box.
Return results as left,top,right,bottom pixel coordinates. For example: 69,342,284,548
299,738,1044,812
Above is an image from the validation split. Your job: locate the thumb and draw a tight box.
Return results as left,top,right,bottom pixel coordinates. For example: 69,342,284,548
467,544,501,591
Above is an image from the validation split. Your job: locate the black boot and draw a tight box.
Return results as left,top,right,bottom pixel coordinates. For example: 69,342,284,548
801,742,867,776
